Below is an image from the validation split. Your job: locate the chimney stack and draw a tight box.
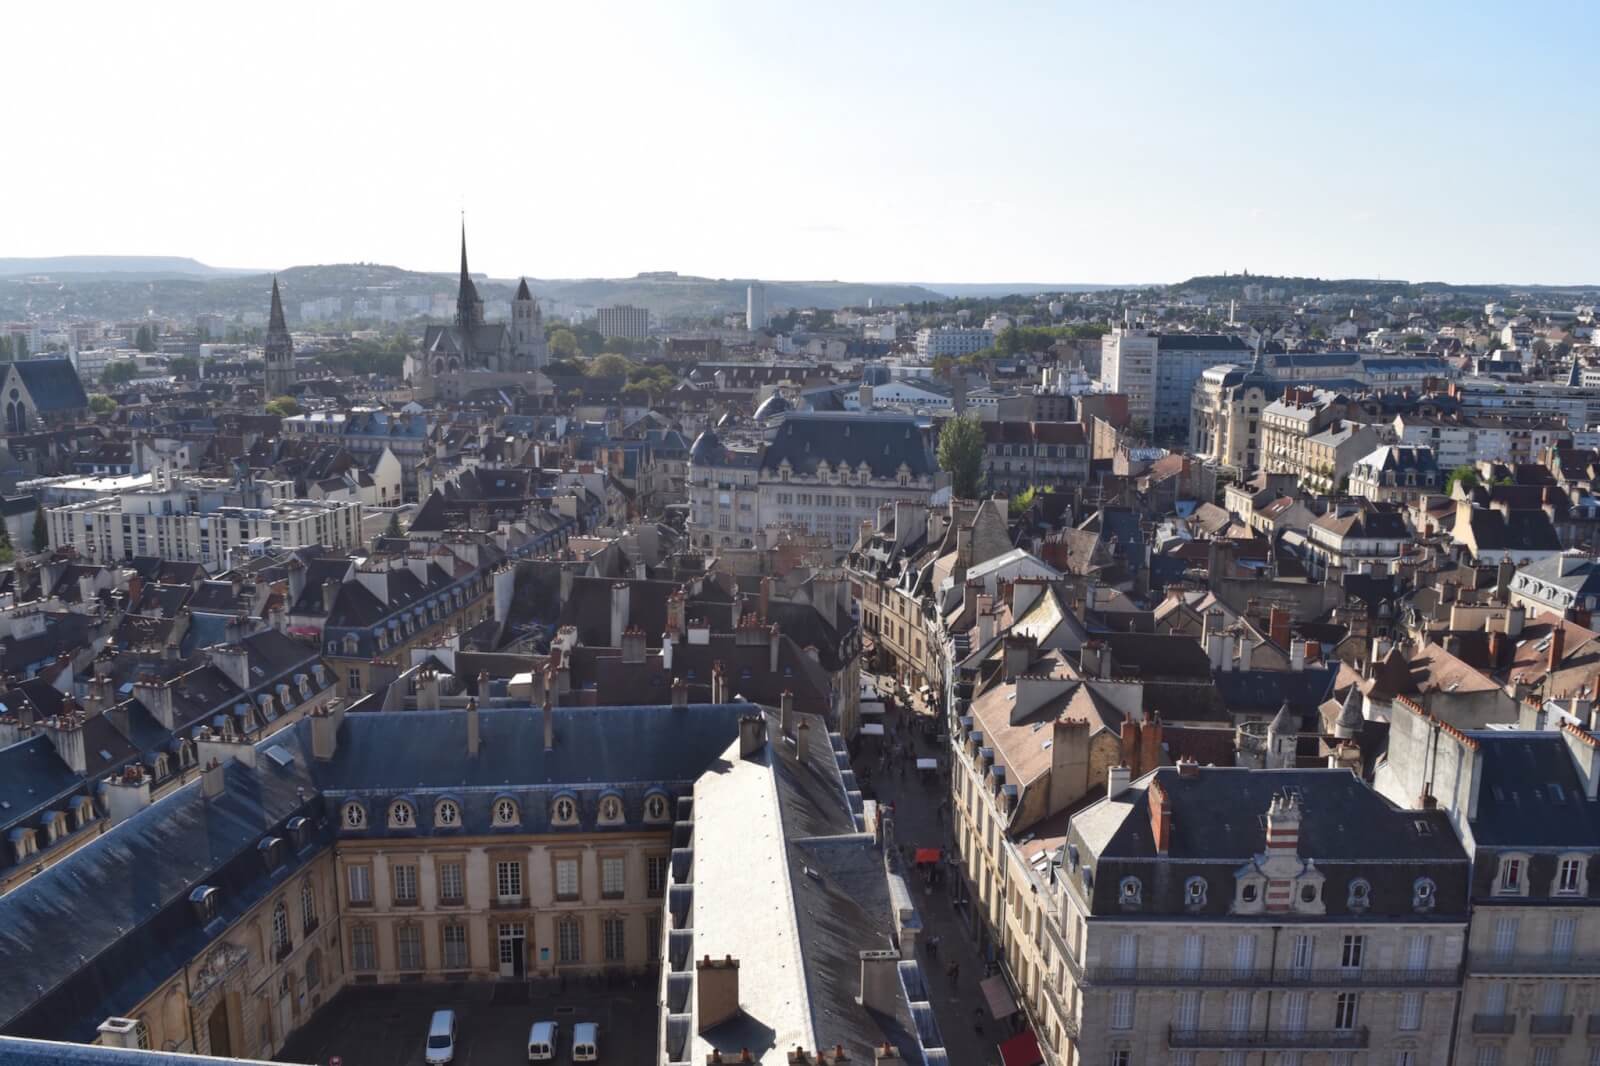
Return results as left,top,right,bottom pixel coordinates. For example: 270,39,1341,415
610,582,631,649
1149,778,1172,855
1269,606,1291,649
780,690,795,738
200,757,225,799
1107,764,1131,798
1551,622,1567,673
543,694,555,752
738,713,767,759
466,697,480,757
696,955,741,1033
672,677,688,708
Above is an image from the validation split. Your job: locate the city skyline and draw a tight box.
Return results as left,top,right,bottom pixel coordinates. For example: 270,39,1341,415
8,0,1598,286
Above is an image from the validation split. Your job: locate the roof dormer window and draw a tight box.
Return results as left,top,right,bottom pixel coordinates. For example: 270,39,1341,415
644,792,670,823
1348,878,1372,912
552,794,579,827
1119,876,1142,908
598,794,624,826
1497,855,1526,896
1413,877,1437,913
493,797,520,827
388,800,414,829
435,800,459,828
342,801,367,831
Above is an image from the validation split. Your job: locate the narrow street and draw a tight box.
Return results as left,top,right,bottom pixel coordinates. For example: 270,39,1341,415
854,673,1012,1066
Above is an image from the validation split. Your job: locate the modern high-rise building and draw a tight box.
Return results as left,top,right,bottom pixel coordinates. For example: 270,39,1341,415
1100,327,1251,438
914,326,994,360
747,282,767,332
596,304,650,340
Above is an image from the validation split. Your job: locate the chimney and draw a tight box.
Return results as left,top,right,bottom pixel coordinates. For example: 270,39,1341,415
132,674,175,730
1149,778,1172,855
1264,791,1303,860
662,633,674,671
758,576,772,623
1002,634,1033,683
780,690,795,738
1269,606,1290,649
285,558,306,605
200,757,225,799
672,677,688,708
1550,623,1567,673
104,765,152,823
1290,639,1306,672
321,578,338,614
769,623,781,674
466,697,480,757
1176,756,1200,778
795,718,813,762
1107,764,1131,798
738,713,767,759
543,694,555,752
310,701,343,760
621,625,646,664
610,582,631,649
955,524,973,579
666,589,687,639
1238,636,1255,672
857,949,902,1014
696,955,741,1033
39,713,87,775
711,661,728,703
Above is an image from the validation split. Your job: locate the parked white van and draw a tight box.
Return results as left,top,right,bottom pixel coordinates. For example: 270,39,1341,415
572,1021,599,1062
527,1020,558,1062
424,1010,457,1064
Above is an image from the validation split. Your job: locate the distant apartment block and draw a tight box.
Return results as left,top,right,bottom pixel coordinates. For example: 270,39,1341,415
915,326,994,360
596,304,650,340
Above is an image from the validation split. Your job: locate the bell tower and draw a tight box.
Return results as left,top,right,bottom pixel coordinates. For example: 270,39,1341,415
263,277,294,399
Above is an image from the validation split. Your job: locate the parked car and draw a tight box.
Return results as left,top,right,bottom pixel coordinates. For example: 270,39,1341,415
424,1010,457,1064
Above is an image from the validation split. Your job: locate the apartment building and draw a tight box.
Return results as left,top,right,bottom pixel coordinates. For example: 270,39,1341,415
1349,445,1443,506
916,326,994,359
1376,700,1600,1066
45,472,363,567
1050,765,1470,1066
1101,327,1250,438
983,420,1090,492
1393,413,1571,468
1307,504,1412,579
685,428,762,549
595,304,650,339
1190,359,1273,472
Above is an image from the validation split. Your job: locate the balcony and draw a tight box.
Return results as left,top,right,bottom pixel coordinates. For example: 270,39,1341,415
1081,966,1458,989
1471,1014,1516,1035
1470,952,1600,976
1531,1013,1575,1035
1167,1026,1368,1051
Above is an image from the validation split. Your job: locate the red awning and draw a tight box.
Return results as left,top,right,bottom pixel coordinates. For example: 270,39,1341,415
998,1029,1042,1066
913,848,942,865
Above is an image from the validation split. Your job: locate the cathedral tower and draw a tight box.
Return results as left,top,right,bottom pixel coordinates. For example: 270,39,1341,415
511,277,548,368
263,277,294,399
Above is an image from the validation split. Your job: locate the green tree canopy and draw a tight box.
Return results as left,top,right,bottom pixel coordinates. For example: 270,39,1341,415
548,328,581,360
265,396,302,417
168,356,198,380
87,394,118,415
134,325,156,352
1445,464,1479,494
937,415,986,499
586,353,633,378
384,511,403,537
31,504,46,552
100,360,138,386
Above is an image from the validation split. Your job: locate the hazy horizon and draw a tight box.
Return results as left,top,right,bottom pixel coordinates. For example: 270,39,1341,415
8,1,1597,286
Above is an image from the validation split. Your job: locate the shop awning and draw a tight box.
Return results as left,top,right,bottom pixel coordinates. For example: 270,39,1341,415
998,1029,1042,1066
913,848,942,864
860,723,885,736
981,974,1019,1020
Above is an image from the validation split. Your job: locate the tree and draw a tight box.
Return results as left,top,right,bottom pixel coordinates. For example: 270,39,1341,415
937,415,986,499
586,353,633,378
384,511,403,538
265,396,302,417
0,516,14,565
134,325,156,353
100,360,138,386
548,328,581,360
168,356,199,380
31,504,46,552
1445,464,1478,495
88,394,117,415
12,335,27,360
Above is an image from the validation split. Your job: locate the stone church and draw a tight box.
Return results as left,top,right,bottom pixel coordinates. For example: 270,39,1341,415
413,226,549,401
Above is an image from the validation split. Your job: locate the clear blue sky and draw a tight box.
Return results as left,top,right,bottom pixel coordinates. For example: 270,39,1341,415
9,0,1596,285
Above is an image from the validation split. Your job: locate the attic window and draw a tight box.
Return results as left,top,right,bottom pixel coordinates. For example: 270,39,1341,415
1348,879,1372,910
1118,876,1142,907
1413,877,1437,912
644,792,670,823
1184,877,1207,908
552,795,578,826
342,802,367,830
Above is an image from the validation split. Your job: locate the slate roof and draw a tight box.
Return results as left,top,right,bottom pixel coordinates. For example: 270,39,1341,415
1462,732,1600,849
0,1037,293,1065
760,412,936,480
8,360,89,413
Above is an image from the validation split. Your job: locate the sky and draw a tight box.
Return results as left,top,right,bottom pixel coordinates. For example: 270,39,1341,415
8,0,1598,286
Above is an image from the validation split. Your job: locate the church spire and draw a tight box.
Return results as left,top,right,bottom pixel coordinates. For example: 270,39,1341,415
455,218,482,330
459,219,470,292
268,277,287,332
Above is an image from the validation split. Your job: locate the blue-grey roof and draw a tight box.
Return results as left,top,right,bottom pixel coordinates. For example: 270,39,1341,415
9,361,88,413
761,412,935,479
1462,732,1600,848
0,1036,298,1065
0,736,83,830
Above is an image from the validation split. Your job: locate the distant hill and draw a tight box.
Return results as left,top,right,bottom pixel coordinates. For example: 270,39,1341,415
919,282,1134,297
0,256,262,279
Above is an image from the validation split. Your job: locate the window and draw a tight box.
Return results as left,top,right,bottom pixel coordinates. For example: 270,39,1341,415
1497,856,1524,894
347,864,372,906
351,925,377,970
599,795,623,824
1540,981,1567,1017
1475,1047,1502,1066
301,880,317,933
1233,933,1257,974
1492,917,1519,960
305,951,321,991
392,863,418,905
1533,1048,1554,1066
1241,882,1259,904
1174,990,1199,1030
496,860,523,901
1413,877,1436,912
442,923,468,969
1395,1052,1416,1066
1109,1053,1130,1066
558,917,581,964
342,802,366,830
271,900,291,958
1333,992,1359,1030
1300,883,1318,904
647,855,669,898
1180,934,1203,974
552,795,578,825
348,670,362,693
396,924,422,971
645,793,669,822
1109,990,1133,1030
1227,991,1250,1032
1340,934,1364,971
388,801,413,828
435,800,459,828
1114,933,1137,972
1282,991,1307,1033
1406,933,1430,973
1347,878,1371,910
1482,981,1507,1016
1552,916,1576,959
601,856,625,900
1118,877,1142,906
556,858,579,900
1184,877,1207,908
603,917,626,962
1558,856,1584,894
493,798,519,826
439,861,464,905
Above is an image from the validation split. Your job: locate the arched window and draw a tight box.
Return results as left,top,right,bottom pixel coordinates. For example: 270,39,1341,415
1413,877,1437,913
301,880,317,933
1348,879,1372,911
271,900,290,958
552,795,578,826
1118,877,1142,907
435,800,459,828
342,802,366,830
1184,877,1207,908
388,800,414,828
644,793,669,823
304,950,321,991
599,795,623,825
493,797,519,827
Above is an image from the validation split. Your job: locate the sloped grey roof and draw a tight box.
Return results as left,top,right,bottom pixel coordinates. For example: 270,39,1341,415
10,361,88,413
761,412,935,479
